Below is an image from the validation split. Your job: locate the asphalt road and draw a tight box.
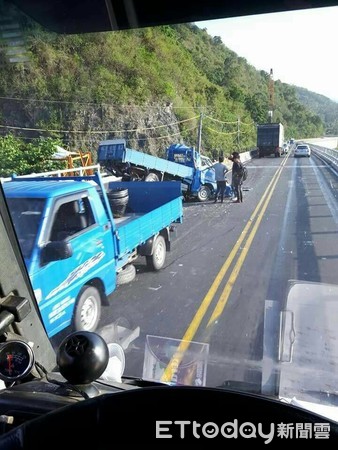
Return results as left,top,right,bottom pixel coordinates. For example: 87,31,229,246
52,148,338,389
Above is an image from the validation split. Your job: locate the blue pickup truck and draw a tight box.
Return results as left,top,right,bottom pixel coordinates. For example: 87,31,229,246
3,173,183,338
98,139,232,202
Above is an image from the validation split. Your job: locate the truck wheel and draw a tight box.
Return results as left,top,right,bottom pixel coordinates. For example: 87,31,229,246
145,172,159,182
116,264,136,285
73,286,101,332
146,235,166,271
107,188,129,218
197,185,211,202
130,172,141,181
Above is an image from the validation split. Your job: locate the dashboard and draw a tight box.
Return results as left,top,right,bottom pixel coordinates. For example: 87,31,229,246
0,332,337,447
0,379,338,447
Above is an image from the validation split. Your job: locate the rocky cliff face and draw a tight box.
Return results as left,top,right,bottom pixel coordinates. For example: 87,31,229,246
0,98,183,157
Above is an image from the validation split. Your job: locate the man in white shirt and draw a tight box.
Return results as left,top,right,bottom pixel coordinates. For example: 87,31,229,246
213,155,229,203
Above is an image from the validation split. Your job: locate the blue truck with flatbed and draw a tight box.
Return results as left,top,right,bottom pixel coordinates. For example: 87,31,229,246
97,139,232,201
3,173,183,338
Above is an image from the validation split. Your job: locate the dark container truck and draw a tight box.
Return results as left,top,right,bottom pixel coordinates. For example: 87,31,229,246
257,123,284,158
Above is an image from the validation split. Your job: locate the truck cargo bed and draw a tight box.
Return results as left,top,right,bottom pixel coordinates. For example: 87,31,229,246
107,181,183,263
99,141,194,178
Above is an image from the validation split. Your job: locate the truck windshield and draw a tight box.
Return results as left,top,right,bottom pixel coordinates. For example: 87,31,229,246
6,198,45,259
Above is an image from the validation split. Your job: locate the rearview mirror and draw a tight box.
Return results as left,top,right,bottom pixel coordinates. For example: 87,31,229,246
40,241,73,265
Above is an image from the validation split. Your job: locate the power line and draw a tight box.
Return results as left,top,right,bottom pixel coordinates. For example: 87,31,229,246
205,127,239,136
238,121,255,127
204,115,254,127
136,125,197,140
0,96,204,109
0,115,199,134
204,115,238,125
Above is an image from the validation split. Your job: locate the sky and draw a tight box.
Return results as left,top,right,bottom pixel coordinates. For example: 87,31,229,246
196,6,338,102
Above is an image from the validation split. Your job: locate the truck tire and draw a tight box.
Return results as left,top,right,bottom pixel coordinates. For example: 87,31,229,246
130,171,141,181
107,188,129,199
145,172,159,182
146,235,166,271
116,264,136,285
107,188,129,218
73,286,101,333
197,185,211,202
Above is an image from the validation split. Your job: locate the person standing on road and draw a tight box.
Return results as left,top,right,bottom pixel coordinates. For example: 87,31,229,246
229,152,244,203
213,155,229,203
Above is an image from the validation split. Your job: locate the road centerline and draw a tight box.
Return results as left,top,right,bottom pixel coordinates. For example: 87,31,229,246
161,156,289,382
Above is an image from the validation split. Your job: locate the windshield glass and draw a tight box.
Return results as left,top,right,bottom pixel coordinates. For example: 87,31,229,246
1,0,338,424
5,197,45,259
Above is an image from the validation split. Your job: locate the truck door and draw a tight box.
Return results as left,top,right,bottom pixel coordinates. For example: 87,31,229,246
35,193,116,337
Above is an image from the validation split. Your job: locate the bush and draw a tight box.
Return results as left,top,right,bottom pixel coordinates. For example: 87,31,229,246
0,135,65,177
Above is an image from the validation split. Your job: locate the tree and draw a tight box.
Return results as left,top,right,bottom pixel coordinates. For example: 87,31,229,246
245,94,268,123
0,135,65,177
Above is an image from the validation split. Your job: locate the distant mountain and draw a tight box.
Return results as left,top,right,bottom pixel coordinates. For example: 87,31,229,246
294,87,338,135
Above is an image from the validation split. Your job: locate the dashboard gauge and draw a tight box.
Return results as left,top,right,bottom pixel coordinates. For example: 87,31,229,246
0,340,35,382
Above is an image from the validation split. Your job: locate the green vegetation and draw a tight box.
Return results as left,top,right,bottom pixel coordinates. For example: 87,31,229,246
295,87,338,136
0,20,325,163
0,135,64,177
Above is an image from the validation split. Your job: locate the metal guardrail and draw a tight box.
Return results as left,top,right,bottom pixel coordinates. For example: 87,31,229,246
311,146,338,170
236,148,258,163
0,164,101,183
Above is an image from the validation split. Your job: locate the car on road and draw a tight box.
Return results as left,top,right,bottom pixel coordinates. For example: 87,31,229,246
294,144,311,157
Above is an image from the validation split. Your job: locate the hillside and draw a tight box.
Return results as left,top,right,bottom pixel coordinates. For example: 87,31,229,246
0,12,325,158
294,86,338,135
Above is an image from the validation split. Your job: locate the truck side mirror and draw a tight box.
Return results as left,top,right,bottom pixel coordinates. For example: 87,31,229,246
40,241,73,265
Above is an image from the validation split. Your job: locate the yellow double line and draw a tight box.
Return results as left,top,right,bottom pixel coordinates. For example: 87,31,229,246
161,156,289,382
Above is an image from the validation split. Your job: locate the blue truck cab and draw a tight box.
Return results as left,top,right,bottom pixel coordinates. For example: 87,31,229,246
3,173,183,338
166,144,226,201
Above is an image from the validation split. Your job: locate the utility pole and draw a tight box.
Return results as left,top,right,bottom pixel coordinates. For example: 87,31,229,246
237,117,240,149
197,112,203,153
268,68,274,123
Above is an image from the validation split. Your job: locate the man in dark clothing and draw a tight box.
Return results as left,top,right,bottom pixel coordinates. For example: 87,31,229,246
229,152,244,203
212,155,229,203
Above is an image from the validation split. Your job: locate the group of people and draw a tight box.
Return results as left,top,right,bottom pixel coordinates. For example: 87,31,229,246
213,152,244,203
